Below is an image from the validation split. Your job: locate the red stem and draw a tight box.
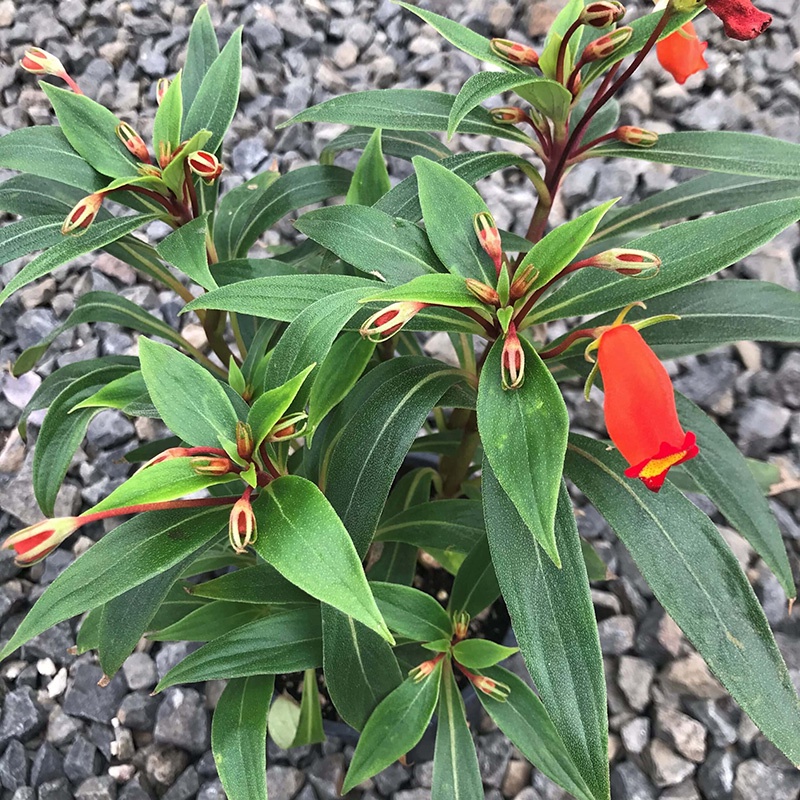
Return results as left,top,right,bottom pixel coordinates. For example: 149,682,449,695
556,19,583,84
78,495,237,526
538,327,597,359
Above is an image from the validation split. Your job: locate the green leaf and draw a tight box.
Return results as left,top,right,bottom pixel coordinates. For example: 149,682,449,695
0,506,228,660
321,605,403,730
0,215,68,267
361,273,486,308
0,175,87,217
294,669,326,746
189,564,313,605
341,667,443,794
371,582,452,642
268,694,302,750
212,676,273,800
40,83,138,179
214,165,352,260
253,476,393,643
0,214,157,307
518,200,617,291
532,197,800,324
448,535,500,617
581,538,612,581
247,364,314,449
182,4,220,123
183,28,242,153
477,665,597,800
452,639,518,669
139,338,240,447
517,79,574,123
286,90,534,146
415,156,497,284
432,660,484,800
345,128,391,205
150,600,262,642
0,126,106,192
295,205,444,283
157,214,217,290
484,466,609,800
323,357,468,555
675,393,795,598
321,127,451,163
160,128,212,196
71,371,151,414
153,70,183,152
156,606,323,691
14,291,181,376
539,0,583,79
33,363,136,515
565,434,800,766
477,339,569,566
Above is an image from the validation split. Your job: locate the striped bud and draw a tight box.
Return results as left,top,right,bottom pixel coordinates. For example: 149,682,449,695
409,654,444,682
156,77,170,105
20,47,66,77
360,301,427,342
236,421,254,461
268,412,308,443
580,0,626,26
473,212,504,276
614,126,659,147
62,193,104,235
453,611,470,641
190,456,234,476
588,248,661,276
490,38,539,67
582,26,633,61
158,140,174,169
472,675,510,701
509,263,540,301
466,279,500,307
489,106,528,125
228,492,257,553
3,517,79,566
501,323,525,390
187,150,223,182
116,122,151,164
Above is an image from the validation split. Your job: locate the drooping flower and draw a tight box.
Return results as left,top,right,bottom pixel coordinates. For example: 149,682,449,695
2,518,80,566
597,324,698,491
705,0,771,40
656,22,708,85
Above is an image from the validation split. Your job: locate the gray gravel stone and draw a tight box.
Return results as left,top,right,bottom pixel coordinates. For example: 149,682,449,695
0,686,46,748
38,778,73,800
307,753,345,800
30,742,64,788
121,652,158,692
153,688,209,754
75,775,117,800
63,664,128,724
697,749,736,800
0,739,30,790
162,766,200,800
733,759,800,800
645,740,695,787
197,779,226,800
610,762,657,800
598,615,636,655
267,765,305,799
64,735,102,784
655,707,707,763
117,691,161,731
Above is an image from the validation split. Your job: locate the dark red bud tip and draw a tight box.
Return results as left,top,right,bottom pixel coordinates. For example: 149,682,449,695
501,323,525,390
187,150,223,182
360,302,427,342
614,126,658,147
489,38,539,67
62,193,104,235
581,1,626,27
705,0,771,40
583,26,633,61
490,106,528,125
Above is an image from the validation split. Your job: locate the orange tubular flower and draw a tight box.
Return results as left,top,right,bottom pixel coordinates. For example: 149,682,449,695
656,23,708,85
3,518,80,566
597,324,698,491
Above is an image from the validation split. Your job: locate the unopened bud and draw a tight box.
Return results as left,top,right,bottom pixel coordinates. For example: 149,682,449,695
186,150,223,182
62,192,104,235
490,38,540,67
156,77,170,105
489,106,528,125
268,412,308,443
360,301,427,342
509,263,540,301
501,322,525,390
236,421,254,461
228,492,257,553
158,141,174,169
2,517,80,566
139,446,193,470
582,26,633,61
409,654,444,682
614,125,658,147
453,611,470,641
580,0,626,26
473,212,504,276
472,675,510,701
116,122,151,164
20,47,66,77
466,279,500,307
191,456,234,476
588,248,661,277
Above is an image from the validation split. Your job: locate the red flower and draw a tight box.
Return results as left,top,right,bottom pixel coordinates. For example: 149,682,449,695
657,23,708,85
706,0,771,40
597,324,698,491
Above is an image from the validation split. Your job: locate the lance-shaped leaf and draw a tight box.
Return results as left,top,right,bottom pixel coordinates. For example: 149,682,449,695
532,197,800,324
371,582,452,642
189,564,313,605
156,607,323,690
341,666,443,794
40,83,138,178
0,214,158,307
483,465,609,800
478,665,598,800
565,434,800,766
0,506,229,660
415,156,498,284
0,215,70,267
153,70,183,153
149,600,262,642
361,273,487,310
139,338,240,448
432,660,483,800
212,675,273,800
253,476,393,643
448,535,500,617
321,127,450,163
477,339,569,566
157,214,217,290
0,175,86,217
295,205,445,284
452,639,518,669
72,371,151,415
346,128,391,205
182,3,220,122
247,364,315,450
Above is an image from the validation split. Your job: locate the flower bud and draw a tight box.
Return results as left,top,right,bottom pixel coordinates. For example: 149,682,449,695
587,248,661,276
509,263,540,301
158,141,174,169
62,192,104,235
614,126,658,147
116,122,151,164
453,611,470,641
490,38,539,67
473,212,504,276
3,517,80,566
582,26,633,61
236,421,254,461
360,301,427,342
191,456,234,476
20,47,66,77
409,654,444,682
156,77,170,105
228,493,257,553
489,106,528,125
472,675,510,701
138,446,194,470
268,412,308,442
465,279,500,307
580,0,626,26
501,322,525,390
187,150,224,182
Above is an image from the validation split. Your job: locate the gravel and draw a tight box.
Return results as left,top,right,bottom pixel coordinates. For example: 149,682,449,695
0,0,799,797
